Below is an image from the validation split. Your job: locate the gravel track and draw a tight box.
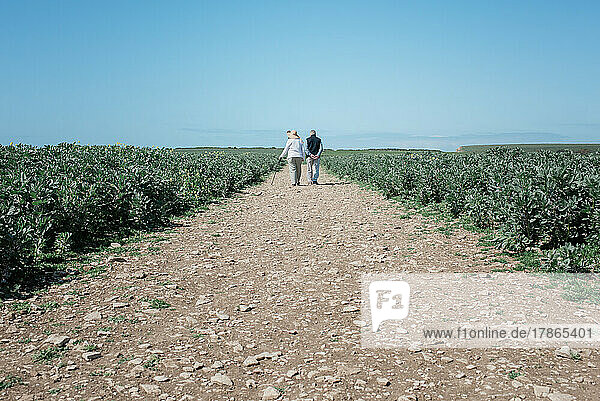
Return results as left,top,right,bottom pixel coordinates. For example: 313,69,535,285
1,168,598,400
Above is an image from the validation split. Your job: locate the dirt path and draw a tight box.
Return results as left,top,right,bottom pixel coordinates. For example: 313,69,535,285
1,168,598,400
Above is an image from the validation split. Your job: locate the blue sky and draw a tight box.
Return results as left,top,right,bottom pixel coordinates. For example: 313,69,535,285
1,1,599,151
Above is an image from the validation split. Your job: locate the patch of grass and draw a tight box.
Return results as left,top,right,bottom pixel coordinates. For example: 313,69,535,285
477,233,496,248
33,345,65,364
557,276,600,305
117,355,133,365
0,374,23,390
508,369,522,379
9,302,31,314
143,354,161,370
515,250,542,271
84,344,98,352
81,264,107,277
145,298,171,309
40,301,60,312
108,315,139,325
89,368,112,377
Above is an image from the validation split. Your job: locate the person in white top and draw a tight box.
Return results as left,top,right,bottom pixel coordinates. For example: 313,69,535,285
279,130,306,186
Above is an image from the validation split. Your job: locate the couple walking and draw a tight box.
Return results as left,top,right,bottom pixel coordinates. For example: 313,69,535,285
279,130,323,186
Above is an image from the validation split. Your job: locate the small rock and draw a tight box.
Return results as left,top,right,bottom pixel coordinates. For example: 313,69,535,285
112,302,129,308
110,242,122,248
211,373,233,386
133,271,147,279
243,356,259,367
455,372,466,379
84,311,102,321
555,346,573,358
214,311,230,320
45,334,70,347
376,377,391,386
129,365,144,378
286,369,299,378
154,375,169,382
245,379,257,388
262,386,281,400
533,385,550,397
140,384,161,395
82,351,102,361
548,393,575,401
408,344,422,353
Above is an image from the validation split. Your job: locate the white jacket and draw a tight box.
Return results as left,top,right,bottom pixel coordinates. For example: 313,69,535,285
280,139,306,160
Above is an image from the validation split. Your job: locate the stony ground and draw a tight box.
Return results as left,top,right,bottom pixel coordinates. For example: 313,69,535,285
1,169,599,401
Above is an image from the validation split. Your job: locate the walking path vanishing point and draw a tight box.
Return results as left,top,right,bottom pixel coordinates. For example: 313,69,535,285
1,169,599,401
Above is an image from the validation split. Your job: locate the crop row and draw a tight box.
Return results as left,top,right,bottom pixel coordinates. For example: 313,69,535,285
323,148,600,272
0,144,279,286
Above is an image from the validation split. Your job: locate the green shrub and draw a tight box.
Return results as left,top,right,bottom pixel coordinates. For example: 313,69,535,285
323,149,600,271
0,144,278,287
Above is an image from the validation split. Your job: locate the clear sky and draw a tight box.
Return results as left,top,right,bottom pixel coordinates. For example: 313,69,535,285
1,1,599,151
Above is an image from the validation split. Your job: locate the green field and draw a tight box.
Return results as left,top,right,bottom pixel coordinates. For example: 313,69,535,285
175,146,280,154
457,143,600,153
0,144,279,290
323,148,600,272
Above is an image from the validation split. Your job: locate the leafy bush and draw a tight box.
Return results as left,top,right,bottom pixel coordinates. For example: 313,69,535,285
0,144,278,286
323,148,600,271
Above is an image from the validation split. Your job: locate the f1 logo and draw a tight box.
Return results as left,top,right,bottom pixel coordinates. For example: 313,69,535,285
369,280,410,332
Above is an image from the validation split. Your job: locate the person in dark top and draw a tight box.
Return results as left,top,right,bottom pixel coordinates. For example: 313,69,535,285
305,130,323,184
